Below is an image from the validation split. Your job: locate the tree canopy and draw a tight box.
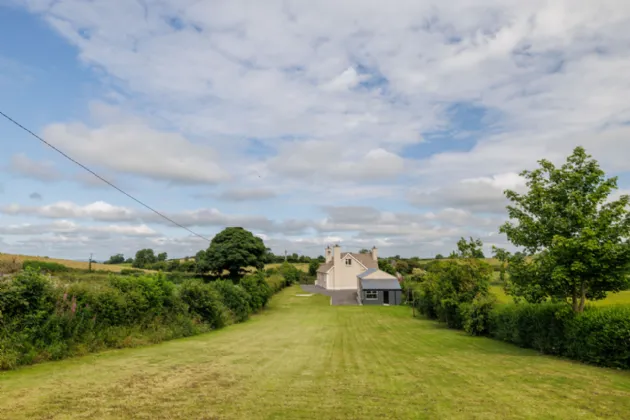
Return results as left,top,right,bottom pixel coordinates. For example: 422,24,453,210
133,249,156,268
455,237,485,259
499,146,630,312
105,254,125,264
203,227,267,278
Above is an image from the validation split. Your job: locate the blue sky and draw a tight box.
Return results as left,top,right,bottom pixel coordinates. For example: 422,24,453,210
1,0,630,260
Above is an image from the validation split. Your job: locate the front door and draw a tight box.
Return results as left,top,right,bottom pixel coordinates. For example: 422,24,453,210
383,291,390,304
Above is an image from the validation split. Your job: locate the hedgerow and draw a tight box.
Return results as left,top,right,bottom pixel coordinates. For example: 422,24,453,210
0,267,292,370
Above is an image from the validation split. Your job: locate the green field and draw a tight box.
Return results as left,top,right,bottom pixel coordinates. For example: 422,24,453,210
490,285,630,306
2,286,629,419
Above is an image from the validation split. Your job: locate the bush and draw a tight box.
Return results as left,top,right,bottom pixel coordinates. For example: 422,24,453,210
564,306,630,368
22,260,69,274
180,280,229,329
488,303,572,355
241,273,273,311
120,268,144,276
460,294,496,336
210,280,251,323
1,263,294,370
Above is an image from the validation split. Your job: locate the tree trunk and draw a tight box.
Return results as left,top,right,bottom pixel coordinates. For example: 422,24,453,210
578,282,586,313
571,287,579,313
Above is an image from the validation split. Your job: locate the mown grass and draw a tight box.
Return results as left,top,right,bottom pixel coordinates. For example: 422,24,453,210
2,286,630,419
490,285,630,306
0,254,130,273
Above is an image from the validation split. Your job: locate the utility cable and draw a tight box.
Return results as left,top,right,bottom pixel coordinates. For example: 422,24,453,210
0,110,212,242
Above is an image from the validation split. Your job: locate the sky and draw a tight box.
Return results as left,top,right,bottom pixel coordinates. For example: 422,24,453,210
1,0,630,261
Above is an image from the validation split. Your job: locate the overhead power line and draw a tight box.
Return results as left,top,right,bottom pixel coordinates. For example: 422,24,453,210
0,110,212,242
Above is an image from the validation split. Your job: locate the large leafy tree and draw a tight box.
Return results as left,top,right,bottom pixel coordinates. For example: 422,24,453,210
455,237,485,259
500,146,630,312
204,227,267,279
132,249,156,268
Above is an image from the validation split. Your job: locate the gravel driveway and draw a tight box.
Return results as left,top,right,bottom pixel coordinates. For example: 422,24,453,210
300,285,358,305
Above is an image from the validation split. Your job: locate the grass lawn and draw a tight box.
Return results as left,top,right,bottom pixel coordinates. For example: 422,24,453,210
265,262,309,272
490,285,630,306
2,286,630,420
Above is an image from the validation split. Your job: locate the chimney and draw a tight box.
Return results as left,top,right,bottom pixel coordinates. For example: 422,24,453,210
333,244,341,265
325,246,332,263
371,246,378,262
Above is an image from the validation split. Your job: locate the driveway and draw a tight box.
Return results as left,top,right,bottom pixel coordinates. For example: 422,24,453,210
300,285,358,305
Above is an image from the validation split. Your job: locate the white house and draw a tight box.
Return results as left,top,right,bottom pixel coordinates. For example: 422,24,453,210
316,245,379,290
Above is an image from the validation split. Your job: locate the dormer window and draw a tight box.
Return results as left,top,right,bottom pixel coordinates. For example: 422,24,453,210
345,258,352,266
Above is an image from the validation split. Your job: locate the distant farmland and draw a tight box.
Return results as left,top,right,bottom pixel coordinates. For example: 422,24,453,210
0,254,129,273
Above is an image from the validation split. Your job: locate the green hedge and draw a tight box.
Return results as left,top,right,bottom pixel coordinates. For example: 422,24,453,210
487,303,630,368
0,267,293,370
22,260,69,273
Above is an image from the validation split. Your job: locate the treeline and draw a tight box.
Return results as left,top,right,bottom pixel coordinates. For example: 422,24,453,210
405,147,630,369
0,267,295,370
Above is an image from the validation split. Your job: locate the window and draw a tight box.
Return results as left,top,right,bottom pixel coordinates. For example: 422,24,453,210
365,290,378,300
345,258,352,266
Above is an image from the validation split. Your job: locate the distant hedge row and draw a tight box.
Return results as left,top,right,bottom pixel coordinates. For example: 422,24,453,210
405,260,630,369
0,268,294,370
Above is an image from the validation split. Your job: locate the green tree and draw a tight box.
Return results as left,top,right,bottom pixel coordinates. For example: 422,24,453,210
132,249,156,268
308,260,320,276
491,246,509,283
379,260,396,275
195,250,211,274
105,254,125,264
203,227,267,279
124,258,133,264
157,252,168,262
500,146,630,312
455,237,485,259
359,248,370,254
435,254,444,260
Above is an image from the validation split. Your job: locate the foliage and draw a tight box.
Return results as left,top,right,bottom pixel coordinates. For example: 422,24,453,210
210,280,251,323
308,260,320,276
278,262,303,285
1,266,294,370
359,248,370,254
412,258,493,329
104,254,125,265
157,252,168,262
459,294,497,336
499,146,630,312
202,227,267,278
22,260,69,274
132,249,157,269
488,303,630,369
379,260,396,275
491,246,509,283
455,237,485,259
435,254,444,260
0,255,23,274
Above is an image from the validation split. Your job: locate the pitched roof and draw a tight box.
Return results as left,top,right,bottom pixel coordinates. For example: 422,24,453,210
317,261,334,273
341,252,378,269
357,268,378,279
360,278,401,290
359,269,397,280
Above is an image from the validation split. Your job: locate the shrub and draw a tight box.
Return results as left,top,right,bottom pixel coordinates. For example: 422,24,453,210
22,260,69,274
180,280,229,329
241,273,273,311
565,306,630,368
488,303,572,355
120,268,144,276
460,294,496,336
210,280,251,323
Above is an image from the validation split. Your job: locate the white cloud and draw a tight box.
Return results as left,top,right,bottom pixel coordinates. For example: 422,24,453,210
8,154,62,182
41,106,230,185
217,188,277,202
1,201,136,221
4,0,630,257
0,220,159,237
409,172,527,213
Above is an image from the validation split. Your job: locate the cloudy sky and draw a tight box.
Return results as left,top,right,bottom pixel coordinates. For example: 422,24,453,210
1,0,629,260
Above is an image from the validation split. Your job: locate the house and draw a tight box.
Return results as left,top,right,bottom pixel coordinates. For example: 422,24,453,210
316,245,401,305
